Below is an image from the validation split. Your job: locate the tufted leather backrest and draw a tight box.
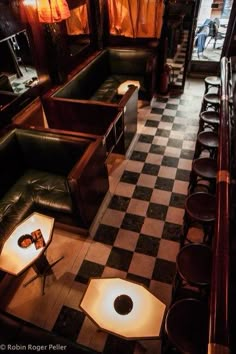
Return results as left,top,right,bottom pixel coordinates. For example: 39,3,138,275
54,51,110,100
15,129,90,175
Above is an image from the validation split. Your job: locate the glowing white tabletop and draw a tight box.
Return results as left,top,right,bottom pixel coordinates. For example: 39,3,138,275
80,277,166,340
0,212,54,276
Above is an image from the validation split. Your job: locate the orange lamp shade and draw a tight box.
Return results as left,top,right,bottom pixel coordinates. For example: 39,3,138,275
37,0,70,23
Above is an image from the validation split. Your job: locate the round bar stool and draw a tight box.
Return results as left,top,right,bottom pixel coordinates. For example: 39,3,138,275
204,76,221,94
188,157,217,194
194,130,218,159
198,110,220,132
201,92,220,112
173,243,212,300
181,192,216,247
163,298,209,354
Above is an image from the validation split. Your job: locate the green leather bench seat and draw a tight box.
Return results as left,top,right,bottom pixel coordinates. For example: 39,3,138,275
90,74,143,102
0,128,109,247
0,169,73,240
54,47,156,102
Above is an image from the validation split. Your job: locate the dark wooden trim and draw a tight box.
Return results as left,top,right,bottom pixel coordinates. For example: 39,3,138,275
208,57,230,353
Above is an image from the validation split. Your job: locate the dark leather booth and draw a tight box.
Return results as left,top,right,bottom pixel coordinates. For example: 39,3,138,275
0,127,109,245
43,47,156,155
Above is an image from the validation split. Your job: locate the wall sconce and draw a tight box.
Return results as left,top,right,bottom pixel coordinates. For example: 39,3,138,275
23,0,70,23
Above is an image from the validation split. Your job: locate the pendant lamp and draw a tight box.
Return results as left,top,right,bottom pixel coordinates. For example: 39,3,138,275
37,0,70,23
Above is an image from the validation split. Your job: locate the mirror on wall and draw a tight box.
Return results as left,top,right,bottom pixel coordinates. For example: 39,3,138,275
0,0,39,112
66,0,91,57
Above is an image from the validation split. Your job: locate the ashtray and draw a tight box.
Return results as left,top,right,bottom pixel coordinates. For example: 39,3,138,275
18,234,34,248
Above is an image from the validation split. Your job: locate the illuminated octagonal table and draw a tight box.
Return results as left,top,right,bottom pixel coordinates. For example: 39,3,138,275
80,277,166,340
0,212,63,295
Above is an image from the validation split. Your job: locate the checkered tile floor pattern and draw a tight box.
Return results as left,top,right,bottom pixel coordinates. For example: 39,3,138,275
52,89,204,353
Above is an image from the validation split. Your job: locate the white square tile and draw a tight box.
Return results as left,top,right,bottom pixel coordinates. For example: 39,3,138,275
115,182,135,198
145,153,163,165
114,229,139,251
85,242,111,265
137,174,157,188
127,198,149,216
141,126,157,136
129,253,156,278
102,266,127,278
182,140,196,150
164,146,181,157
166,206,185,225
163,108,176,116
157,239,180,262
158,166,177,179
152,136,169,146
151,189,171,206
134,142,151,153
158,122,173,130
178,158,192,171
125,160,144,173
169,130,185,140
141,218,164,238
173,180,189,195
101,209,125,228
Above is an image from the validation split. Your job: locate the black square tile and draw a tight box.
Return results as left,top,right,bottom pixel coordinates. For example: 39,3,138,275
152,258,176,284
133,185,153,201
120,170,140,184
75,260,104,284
147,202,168,220
166,103,178,110
162,156,179,168
138,134,154,144
130,151,147,162
170,193,186,208
167,138,183,149
121,213,145,233
107,247,133,272
156,128,170,137
53,306,85,341
162,115,175,123
180,149,194,160
155,96,168,103
126,273,150,288
135,234,160,256
145,119,159,128
150,144,166,155
176,169,190,181
94,224,119,245
142,163,160,176
172,123,186,131
151,107,164,114
103,334,135,354
109,195,130,212
155,177,174,191
162,222,182,242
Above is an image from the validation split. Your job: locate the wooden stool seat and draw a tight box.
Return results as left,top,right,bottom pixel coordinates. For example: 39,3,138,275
199,110,220,131
189,157,217,193
176,243,212,287
164,298,209,354
202,93,220,112
194,131,218,159
204,76,221,94
185,192,216,223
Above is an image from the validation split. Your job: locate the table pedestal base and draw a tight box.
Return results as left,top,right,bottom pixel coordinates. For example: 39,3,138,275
23,254,64,295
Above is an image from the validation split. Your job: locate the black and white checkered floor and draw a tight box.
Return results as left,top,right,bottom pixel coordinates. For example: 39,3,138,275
51,79,205,354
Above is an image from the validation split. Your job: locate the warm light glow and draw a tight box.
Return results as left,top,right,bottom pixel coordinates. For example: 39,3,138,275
80,278,166,339
23,0,36,6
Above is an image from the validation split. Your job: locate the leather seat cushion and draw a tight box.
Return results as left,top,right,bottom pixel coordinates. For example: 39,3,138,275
90,74,144,102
